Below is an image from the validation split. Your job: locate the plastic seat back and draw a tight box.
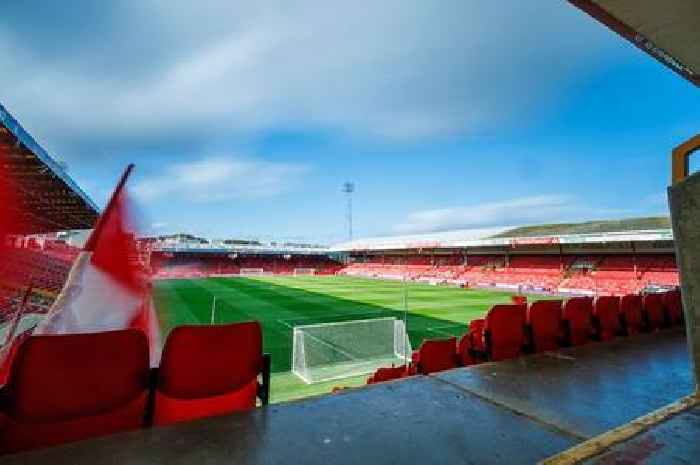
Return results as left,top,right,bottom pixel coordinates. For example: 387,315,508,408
620,295,644,335
155,321,263,426
593,296,620,341
527,300,562,352
485,304,526,361
367,366,408,384
562,297,593,346
663,289,683,326
0,330,149,454
457,333,476,366
416,338,457,374
643,293,666,331
469,319,486,352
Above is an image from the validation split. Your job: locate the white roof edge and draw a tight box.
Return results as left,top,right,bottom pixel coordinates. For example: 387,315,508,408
329,228,675,252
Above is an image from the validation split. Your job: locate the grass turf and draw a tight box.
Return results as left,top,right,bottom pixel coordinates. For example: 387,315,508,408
154,275,545,402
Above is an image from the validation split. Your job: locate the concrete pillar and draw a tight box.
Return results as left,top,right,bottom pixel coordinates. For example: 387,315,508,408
669,135,700,391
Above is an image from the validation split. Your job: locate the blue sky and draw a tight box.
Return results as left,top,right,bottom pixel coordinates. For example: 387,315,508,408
1,1,698,244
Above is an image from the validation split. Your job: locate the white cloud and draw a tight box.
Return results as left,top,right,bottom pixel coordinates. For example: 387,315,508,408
393,195,616,234
132,155,310,203
0,1,623,153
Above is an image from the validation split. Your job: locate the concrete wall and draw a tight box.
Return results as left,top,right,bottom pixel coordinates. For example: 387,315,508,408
669,170,700,391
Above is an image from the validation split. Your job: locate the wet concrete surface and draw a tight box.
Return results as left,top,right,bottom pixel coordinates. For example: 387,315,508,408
584,405,700,465
0,329,691,465
0,376,575,465
436,329,691,439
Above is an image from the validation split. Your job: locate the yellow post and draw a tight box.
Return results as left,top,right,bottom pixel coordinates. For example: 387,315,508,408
672,134,700,185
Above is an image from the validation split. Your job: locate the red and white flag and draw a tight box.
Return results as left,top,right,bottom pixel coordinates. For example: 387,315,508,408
35,165,161,364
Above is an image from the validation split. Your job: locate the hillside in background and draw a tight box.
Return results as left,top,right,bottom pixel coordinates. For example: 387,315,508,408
491,217,671,238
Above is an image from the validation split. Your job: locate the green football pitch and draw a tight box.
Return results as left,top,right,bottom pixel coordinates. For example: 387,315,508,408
154,275,543,402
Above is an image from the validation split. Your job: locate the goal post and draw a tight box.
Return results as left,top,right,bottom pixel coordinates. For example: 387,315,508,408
292,317,412,384
293,268,316,276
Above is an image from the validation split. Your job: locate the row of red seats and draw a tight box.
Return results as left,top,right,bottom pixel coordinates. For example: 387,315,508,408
39,241,81,262
471,290,683,359
0,248,72,295
342,254,681,295
0,322,270,455
366,289,684,384
152,254,343,279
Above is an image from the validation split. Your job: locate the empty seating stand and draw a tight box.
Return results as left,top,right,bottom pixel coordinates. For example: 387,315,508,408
620,294,644,335
643,293,667,331
562,297,593,346
0,330,150,454
593,296,620,341
412,337,458,374
485,304,527,361
152,321,271,426
527,300,563,352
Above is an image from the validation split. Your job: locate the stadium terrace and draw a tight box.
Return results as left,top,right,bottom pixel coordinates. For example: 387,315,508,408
0,1,700,464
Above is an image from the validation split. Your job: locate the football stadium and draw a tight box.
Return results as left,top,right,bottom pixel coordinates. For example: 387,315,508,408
0,1,699,464
148,220,677,400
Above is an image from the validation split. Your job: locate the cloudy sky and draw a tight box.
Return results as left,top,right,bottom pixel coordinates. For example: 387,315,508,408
1,1,698,243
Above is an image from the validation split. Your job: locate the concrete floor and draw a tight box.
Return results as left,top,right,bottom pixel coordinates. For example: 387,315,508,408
0,329,692,465
437,329,691,438
584,406,700,465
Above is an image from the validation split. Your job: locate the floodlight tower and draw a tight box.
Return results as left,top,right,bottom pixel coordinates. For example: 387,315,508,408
342,182,355,241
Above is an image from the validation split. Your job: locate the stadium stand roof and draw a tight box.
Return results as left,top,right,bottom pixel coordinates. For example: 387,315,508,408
329,218,674,252
570,0,699,87
0,103,99,234
490,216,670,238
148,236,331,255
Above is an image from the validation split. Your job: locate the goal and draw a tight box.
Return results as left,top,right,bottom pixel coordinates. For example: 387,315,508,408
293,268,316,276
239,268,265,276
292,317,412,384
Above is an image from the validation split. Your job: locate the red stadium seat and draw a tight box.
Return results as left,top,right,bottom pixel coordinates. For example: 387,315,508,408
0,330,150,454
663,289,684,326
457,333,476,366
643,293,666,331
592,296,620,341
469,319,486,354
412,337,458,374
527,300,562,352
561,297,593,346
367,365,409,384
485,304,527,361
153,321,270,426
620,294,644,335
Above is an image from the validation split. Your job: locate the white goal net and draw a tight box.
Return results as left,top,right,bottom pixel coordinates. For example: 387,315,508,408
293,268,316,276
292,317,412,384
239,268,266,276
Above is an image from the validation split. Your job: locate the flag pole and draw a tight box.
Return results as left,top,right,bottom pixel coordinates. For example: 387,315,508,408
84,164,134,251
